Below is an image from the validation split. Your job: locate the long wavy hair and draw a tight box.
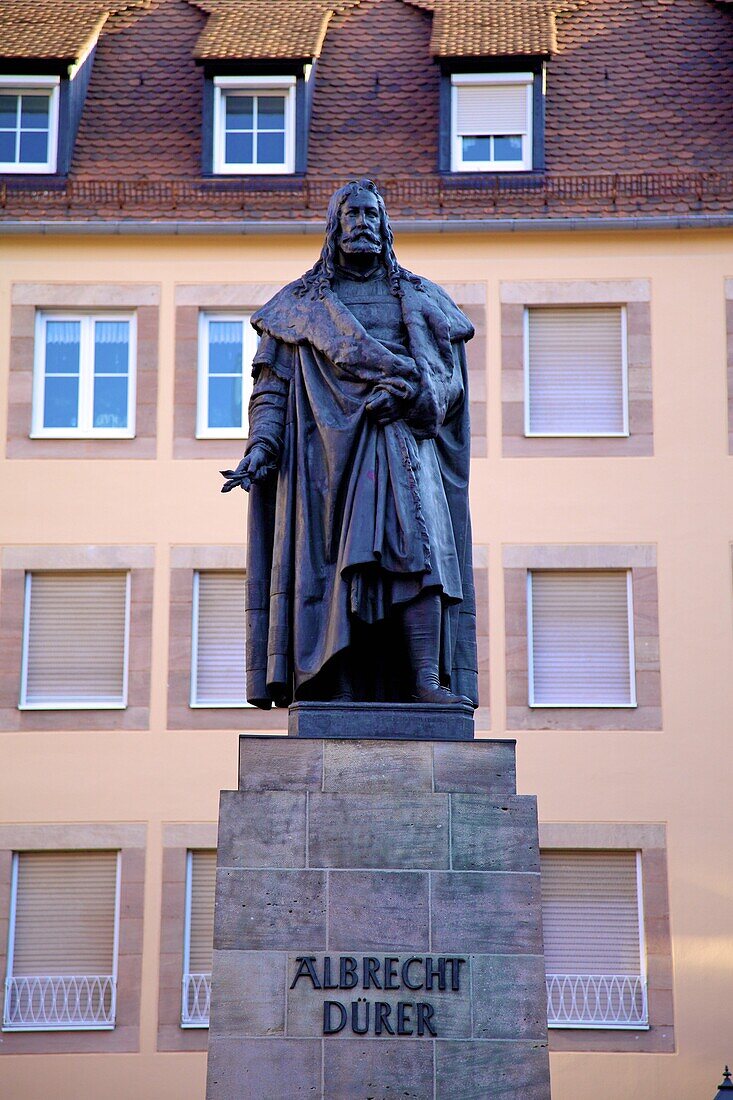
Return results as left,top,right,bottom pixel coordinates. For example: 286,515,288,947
295,179,422,299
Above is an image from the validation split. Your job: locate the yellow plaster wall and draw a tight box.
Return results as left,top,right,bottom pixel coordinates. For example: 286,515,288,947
0,228,731,1099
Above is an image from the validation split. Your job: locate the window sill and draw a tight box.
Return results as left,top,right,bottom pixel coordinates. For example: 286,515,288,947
2,1023,116,1032
524,432,630,439
195,431,249,440
0,163,57,175
529,702,637,709
548,1023,650,1031
29,431,136,440
189,702,254,709
212,165,294,176
18,702,127,711
451,163,532,174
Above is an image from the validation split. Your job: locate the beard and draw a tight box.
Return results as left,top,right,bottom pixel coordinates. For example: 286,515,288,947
339,229,382,254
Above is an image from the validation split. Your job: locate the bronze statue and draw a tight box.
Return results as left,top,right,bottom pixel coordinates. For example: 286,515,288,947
222,180,477,709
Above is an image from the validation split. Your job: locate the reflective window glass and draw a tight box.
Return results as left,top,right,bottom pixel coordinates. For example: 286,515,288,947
20,95,49,129
225,131,253,165
226,95,253,127
494,135,523,161
258,96,285,128
0,90,52,166
462,136,491,162
221,89,288,168
258,132,285,165
36,316,134,435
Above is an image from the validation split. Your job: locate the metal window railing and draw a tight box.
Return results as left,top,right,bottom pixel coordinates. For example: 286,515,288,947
546,973,649,1029
2,170,733,220
3,974,116,1030
181,972,211,1028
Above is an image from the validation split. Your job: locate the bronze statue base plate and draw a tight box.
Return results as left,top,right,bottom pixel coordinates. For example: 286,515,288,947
288,700,475,741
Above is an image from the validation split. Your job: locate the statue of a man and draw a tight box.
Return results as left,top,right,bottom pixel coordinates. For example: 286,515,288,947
222,179,477,709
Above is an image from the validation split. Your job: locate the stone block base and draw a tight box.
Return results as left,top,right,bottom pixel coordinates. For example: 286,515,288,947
207,734,551,1100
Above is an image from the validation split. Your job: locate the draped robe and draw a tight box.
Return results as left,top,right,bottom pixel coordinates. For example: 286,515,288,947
244,270,478,708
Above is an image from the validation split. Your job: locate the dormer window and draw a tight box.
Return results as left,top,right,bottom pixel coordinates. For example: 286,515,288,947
450,73,534,172
0,76,59,173
213,76,295,174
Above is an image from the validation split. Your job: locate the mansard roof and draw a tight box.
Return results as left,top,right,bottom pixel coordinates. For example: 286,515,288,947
1,0,732,223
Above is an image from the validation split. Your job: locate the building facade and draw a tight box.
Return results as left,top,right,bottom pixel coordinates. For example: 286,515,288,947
1,0,732,1097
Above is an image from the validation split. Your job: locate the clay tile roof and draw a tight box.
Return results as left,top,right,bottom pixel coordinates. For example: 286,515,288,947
432,0,556,56
0,0,151,62
188,0,362,61
402,0,585,57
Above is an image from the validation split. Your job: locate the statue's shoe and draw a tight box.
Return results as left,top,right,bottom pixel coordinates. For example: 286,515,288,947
411,684,474,707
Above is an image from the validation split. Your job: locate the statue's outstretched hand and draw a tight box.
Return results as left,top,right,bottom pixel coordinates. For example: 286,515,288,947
220,443,274,493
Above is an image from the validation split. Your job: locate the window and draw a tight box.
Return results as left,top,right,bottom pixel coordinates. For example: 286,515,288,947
20,572,130,710
32,313,136,438
0,76,59,173
190,571,248,707
541,850,648,1030
182,850,216,1028
3,851,120,1031
528,570,636,707
197,313,257,437
525,307,628,436
451,73,533,171
213,76,295,174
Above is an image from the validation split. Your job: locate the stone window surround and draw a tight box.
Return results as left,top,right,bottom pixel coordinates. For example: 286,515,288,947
0,823,146,1055
172,281,487,460
500,279,653,458
725,279,733,454
539,822,674,1054
473,544,490,729
6,282,160,460
503,544,661,731
157,822,217,1052
168,544,490,731
0,545,154,732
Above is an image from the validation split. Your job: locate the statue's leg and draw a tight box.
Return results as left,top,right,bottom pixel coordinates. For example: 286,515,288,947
329,648,355,703
400,591,472,706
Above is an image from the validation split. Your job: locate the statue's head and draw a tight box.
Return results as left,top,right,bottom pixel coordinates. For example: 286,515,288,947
331,180,384,259
297,179,420,299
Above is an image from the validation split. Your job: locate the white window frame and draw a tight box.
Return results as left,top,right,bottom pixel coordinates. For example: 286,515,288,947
451,72,533,173
196,312,257,438
181,850,212,1028
527,569,637,708
190,570,252,708
213,75,296,175
19,571,131,711
0,75,60,174
523,305,630,438
3,850,121,1032
31,311,137,438
545,850,649,1030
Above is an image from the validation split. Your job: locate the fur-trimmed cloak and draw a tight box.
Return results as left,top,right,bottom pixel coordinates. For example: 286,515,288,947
243,272,478,708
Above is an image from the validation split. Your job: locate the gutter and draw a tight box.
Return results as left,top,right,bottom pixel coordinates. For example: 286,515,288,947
1,214,733,235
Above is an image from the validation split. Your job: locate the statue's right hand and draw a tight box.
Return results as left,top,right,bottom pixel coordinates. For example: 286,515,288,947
220,443,274,493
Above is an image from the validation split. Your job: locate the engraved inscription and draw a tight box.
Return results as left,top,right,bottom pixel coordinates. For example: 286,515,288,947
289,954,467,1037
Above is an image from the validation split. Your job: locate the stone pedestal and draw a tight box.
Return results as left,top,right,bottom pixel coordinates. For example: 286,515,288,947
206,733,551,1100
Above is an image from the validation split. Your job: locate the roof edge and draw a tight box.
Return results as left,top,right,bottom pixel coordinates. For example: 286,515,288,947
3,214,733,236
